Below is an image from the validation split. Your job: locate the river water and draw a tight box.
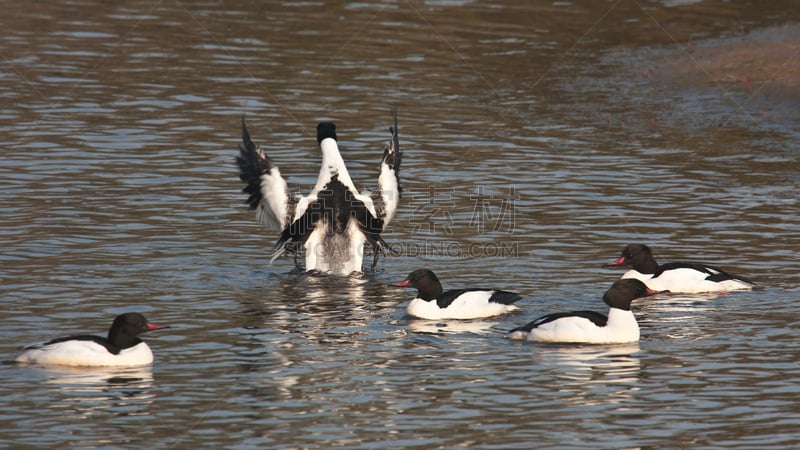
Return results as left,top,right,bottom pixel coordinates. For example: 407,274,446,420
2,0,800,448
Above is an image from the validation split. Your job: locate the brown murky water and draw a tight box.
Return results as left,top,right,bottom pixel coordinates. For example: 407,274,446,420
2,0,800,448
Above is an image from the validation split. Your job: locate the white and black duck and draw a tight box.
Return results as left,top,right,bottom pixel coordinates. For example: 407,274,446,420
14,313,168,367
507,279,659,344
605,243,755,293
392,269,522,320
237,113,402,276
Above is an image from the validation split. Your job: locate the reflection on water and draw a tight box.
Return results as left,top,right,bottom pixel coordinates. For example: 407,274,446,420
531,343,643,412
38,365,154,389
302,273,371,308
11,365,155,427
535,342,642,385
406,319,501,335
638,292,726,341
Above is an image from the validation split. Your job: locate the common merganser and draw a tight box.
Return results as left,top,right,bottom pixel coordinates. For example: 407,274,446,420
237,113,401,276
392,269,522,320
14,313,168,367
507,279,659,344
605,244,755,293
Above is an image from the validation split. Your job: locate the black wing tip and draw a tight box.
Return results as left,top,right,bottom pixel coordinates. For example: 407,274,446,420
508,321,535,334
390,109,399,144
235,117,274,210
382,110,402,175
491,290,523,305
389,107,398,133
239,117,259,160
707,272,757,285
236,118,276,174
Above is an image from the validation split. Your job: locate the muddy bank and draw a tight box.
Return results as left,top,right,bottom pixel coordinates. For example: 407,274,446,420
665,24,800,90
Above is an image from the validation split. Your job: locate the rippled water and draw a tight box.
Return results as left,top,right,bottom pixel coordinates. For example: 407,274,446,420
2,0,800,448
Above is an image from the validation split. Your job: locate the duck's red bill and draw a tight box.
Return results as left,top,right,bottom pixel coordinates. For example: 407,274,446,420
645,288,667,296
390,279,411,287
605,256,626,266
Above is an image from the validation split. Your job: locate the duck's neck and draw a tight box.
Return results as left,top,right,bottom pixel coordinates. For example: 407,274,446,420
634,253,659,274
418,279,444,301
607,307,638,330
108,330,142,350
317,138,356,192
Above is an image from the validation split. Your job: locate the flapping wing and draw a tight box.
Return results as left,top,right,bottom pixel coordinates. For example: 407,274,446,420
370,110,402,228
236,118,295,232
352,196,385,249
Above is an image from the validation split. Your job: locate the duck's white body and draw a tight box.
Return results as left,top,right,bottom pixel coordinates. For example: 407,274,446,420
394,269,522,320
303,219,368,274
621,268,753,294
14,313,166,368
16,341,155,367
508,308,639,344
407,291,520,320
607,244,755,294
507,279,656,345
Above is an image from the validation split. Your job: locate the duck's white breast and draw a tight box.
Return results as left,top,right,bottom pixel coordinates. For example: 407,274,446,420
303,220,366,275
16,341,154,367
523,309,638,344
407,291,518,320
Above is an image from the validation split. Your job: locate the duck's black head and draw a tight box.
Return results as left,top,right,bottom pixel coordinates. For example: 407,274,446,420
108,313,167,350
317,122,337,143
602,279,660,310
606,244,658,273
391,269,444,301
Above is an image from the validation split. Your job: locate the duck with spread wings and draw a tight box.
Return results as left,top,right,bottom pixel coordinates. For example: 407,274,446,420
236,113,402,276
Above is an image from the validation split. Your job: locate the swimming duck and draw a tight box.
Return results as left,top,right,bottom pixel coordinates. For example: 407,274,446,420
15,313,168,367
507,279,658,344
605,244,754,293
392,269,522,320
